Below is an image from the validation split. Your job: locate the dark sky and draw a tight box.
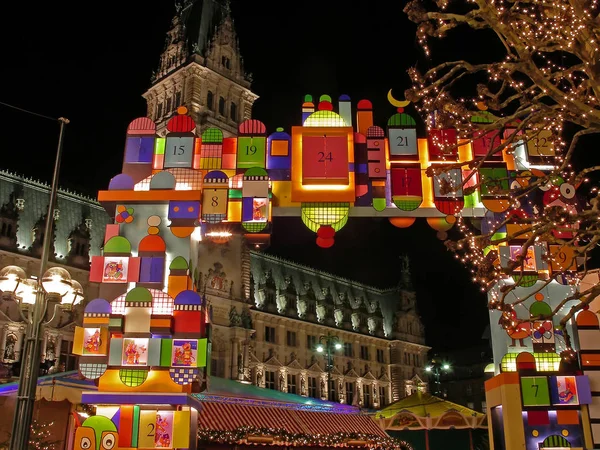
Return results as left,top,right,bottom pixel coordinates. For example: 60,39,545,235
0,0,488,352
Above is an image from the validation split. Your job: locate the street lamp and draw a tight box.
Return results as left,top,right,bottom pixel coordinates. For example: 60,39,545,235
4,116,72,450
425,359,451,397
315,332,342,401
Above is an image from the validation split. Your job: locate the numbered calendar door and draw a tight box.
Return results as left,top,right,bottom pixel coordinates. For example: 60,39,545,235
164,135,195,168
301,135,349,184
388,128,418,157
237,136,266,169
202,188,228,217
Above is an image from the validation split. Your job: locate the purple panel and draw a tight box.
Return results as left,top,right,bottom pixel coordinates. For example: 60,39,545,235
149,258,165,283
242,197,254,222
168,201,200,220
267,169,290,181
139,258,152,283
356,163,367,174
577,376,592,404
174,290,202,306
125,137,153,164
108,174,135,190
348,162,355,172
84,298,111,314
339,94,351,101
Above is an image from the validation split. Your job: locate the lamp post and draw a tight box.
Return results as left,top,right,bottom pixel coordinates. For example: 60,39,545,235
425,359,451,397
316,332,342,401
2,117,78,450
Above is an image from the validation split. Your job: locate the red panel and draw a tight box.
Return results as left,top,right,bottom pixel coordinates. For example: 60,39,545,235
302,136,326,180
428,128,458,159
472,130,502,158
302,136,349,182
526,410,550,426
89,257,104,283
127,257,141,283
238,119,267,135
367,138,386,178
104,224,120,245
167,115,196,133
174,311,204,334
391,167,422,197
127,117,156,135
118,405,134,448
222,137,237,154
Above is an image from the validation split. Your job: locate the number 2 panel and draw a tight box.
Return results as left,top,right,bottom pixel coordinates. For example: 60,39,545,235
237,136,266,169
302,135,349,184
388,128,418,157
164,135,195,168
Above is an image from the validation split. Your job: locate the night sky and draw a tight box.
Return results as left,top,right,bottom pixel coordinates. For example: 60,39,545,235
0,1,488,352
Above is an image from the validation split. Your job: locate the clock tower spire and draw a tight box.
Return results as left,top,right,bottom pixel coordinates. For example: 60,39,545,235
143,0,258,137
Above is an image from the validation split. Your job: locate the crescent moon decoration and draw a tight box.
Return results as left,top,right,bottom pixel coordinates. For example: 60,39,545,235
387,89,410,108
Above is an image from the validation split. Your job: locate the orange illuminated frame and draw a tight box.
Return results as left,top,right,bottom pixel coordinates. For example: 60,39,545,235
291,126,355,202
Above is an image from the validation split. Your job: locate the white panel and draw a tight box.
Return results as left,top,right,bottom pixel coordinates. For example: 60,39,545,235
164,136,195,168
389,128,418,156
584,371,600,392
123,307,151,333
591,424,600,443
579,330,600,350
586,398,600,418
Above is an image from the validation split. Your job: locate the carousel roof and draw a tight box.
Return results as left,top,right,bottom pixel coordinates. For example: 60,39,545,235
375,391,485,419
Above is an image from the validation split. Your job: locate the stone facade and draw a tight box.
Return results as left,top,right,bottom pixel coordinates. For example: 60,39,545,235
143,0,258,137
198,236,429,407
0,171,110,374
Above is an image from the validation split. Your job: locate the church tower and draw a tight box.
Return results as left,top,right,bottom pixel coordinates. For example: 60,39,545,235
143,0,258,137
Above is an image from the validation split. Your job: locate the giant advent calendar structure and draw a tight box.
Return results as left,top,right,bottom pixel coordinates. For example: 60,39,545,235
71,94,596,450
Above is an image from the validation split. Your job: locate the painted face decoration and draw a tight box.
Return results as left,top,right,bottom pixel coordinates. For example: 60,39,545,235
74,416,118,450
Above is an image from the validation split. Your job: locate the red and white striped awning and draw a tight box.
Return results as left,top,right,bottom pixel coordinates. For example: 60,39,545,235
199,402,387,437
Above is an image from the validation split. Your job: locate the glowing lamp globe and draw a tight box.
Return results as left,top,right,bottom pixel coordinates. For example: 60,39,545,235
334,342,342,350
62,279,84,309
16,279,38,305
42,267,72,297
0,265,27,294
316,345,324,353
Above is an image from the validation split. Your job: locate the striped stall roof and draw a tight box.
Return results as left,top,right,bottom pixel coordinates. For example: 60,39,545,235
238,119,267,135
198,401,387,437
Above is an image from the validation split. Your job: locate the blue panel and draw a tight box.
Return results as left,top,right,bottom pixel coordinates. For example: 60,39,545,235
125,137,154,164
168,201,201,220
241,197,254,222
150,258,165,283
108,338,123,366
139,258,152,283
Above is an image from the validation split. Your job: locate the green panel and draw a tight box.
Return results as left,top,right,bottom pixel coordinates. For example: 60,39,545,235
109,338,123,366
131,406,140,448
387,113,417,127
169,256,189,270
108,317,123,329
160,339,173,367
201,128,223,143
154,137,166,155
125,287,153,303
104,236,132,254
521,376,551,406
245,167,268,177
479,167,509,196
197,338,208,368
530,301,552,317
148,338,162,366
237,136,266,169
228,189,242,199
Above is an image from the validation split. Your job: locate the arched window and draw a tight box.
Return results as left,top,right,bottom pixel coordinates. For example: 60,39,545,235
207,91,214,110
218,97,226,116
230,103,237,121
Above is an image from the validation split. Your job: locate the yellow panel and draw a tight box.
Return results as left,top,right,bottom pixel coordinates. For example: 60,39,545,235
173,410,191,449
138,411,156,449
200,158,221,170
271,140,289,156
98,369,189,393
418,138,434,208
271,181,299,207
99,327,109,355
227,200,241,222
202,188,228,216
73,327,84,356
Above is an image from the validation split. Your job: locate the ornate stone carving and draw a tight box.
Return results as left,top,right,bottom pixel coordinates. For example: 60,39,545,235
228,305,241,327
206,262,229,292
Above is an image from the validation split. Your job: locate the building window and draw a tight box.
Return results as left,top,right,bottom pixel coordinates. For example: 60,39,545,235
404,353,410,364
363,384,371,407
360,345,369,360
467,402,475,410
307,335,317,350
481,401,487,411
265,371,276,390
287,374,297,394
59,340,76,372
346,382,355,405
221,56,231,69
344,342,353,357
210,358,224,377
328,379,337,402
218,97,226,116
265,326,276,343
376,349,385,363
175,91,182,107
379,386,387,406
230,103,237,121
166,97,172,113
286,331,297,347
156,103,163,118
207,91,214,110
466,385,473,396
308,377,318,398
